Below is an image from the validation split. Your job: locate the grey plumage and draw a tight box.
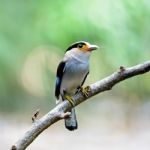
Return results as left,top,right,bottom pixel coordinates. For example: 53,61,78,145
55,41,98,131
61,49,89,130
60,50,89,96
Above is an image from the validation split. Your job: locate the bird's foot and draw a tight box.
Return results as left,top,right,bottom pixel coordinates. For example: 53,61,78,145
64,94,75,106
79,86,90,97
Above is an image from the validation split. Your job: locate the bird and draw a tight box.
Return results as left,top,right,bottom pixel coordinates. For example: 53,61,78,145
55,41,99,131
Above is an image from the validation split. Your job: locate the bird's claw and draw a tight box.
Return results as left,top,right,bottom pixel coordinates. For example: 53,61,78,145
64,94,75,106
79,86,90,97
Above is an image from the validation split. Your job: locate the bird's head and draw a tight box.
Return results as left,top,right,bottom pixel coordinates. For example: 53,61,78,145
66,41,99,53
64,41,99,62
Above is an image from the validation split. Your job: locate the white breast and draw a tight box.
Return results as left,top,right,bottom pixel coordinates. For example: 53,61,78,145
60,49,90,96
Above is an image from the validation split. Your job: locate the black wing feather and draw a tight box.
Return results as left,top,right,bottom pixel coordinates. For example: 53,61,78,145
81,71,89,86
55,61,66,99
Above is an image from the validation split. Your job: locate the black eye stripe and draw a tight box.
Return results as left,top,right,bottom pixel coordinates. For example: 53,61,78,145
66,42,86,52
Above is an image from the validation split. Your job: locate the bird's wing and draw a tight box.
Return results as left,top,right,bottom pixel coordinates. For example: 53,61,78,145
55,61,66,100
81,71,89,86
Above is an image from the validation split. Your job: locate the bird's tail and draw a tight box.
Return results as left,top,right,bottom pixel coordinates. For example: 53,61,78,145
65,108,78,131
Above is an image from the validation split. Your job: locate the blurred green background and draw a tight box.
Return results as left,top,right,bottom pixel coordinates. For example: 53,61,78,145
0,0,149,113
0,0,150,149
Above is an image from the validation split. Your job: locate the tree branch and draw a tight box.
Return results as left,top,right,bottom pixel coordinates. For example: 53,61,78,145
11,61,150,150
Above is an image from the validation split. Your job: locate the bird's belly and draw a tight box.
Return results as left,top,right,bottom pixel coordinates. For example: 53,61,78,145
60,61,88,95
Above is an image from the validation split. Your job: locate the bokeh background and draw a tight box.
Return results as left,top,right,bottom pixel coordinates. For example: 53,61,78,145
0,0,150,149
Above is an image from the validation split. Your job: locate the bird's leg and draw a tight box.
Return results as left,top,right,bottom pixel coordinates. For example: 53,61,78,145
78,86,90,97
63,92,75,106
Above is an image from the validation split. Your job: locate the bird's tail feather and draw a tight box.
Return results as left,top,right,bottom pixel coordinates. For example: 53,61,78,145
65,108,78,131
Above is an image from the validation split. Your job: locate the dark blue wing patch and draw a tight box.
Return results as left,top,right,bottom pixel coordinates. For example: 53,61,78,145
55,61,66,99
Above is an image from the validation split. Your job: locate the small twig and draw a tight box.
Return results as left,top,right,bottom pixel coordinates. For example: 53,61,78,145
31,109,40,123
59,112,71,119
119,66,126,73
11,60,150,150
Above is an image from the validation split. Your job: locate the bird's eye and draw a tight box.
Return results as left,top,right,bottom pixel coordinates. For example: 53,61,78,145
78,44,83,48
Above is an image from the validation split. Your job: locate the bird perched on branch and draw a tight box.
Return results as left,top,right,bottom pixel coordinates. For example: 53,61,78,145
55,41,99,131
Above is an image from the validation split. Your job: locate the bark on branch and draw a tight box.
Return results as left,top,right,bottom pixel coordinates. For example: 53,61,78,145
11,61,150,150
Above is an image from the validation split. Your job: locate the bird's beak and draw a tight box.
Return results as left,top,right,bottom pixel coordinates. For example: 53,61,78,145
88,44,99,51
